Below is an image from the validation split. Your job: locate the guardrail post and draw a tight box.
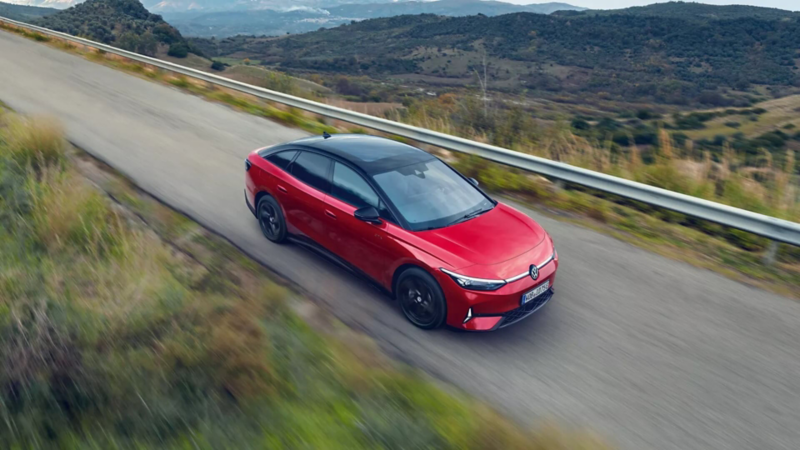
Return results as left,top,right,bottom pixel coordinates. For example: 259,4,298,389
762,240,779,265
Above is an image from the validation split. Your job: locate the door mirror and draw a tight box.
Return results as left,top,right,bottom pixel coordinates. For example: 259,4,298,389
354,206,382,224
469,177,479,187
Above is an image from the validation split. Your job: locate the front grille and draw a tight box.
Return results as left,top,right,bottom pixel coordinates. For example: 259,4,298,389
498,288,554,328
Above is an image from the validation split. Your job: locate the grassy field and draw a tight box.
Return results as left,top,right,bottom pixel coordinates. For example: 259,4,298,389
0,108,614,448
683,94,800,140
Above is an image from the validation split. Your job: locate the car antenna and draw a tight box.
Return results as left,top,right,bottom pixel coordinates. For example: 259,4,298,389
323,131,331,139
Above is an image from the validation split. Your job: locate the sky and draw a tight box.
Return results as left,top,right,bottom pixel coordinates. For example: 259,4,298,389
513,0,800,11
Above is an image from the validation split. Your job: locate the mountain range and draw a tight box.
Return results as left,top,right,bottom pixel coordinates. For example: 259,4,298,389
2,0,586,38
4,0,800,107
562,1,799,21
162,0,584,37
0,1,57,20
192,6,800,104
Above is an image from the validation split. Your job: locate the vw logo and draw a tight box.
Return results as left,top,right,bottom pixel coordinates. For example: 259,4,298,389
529,264,539,280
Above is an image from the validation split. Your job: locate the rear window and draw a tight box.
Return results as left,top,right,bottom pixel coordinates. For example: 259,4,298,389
291,151,332,193
266,150,297,171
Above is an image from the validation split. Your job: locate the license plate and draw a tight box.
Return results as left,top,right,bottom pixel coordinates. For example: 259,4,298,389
522,280,550,304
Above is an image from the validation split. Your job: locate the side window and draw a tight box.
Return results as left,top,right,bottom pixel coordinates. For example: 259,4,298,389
291,151,332,192
332,163,380,209
266,150,297,171
331,163,392,220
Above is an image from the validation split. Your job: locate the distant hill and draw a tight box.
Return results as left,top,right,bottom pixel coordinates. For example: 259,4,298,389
329,0,583,17
33,0,196,57
164,0,585,38
560,1,799,21
194,10,800,105
143,0,407,13
0,1,57,21
6,0,77,9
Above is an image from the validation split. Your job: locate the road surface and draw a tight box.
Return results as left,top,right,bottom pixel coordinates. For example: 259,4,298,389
3,30,800,450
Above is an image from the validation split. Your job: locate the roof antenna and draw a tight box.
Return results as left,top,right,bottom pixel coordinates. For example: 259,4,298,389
323,131,331,139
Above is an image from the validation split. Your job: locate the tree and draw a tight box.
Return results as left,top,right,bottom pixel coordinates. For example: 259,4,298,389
138,31,157,57
117,31,139,52
168,42,189,58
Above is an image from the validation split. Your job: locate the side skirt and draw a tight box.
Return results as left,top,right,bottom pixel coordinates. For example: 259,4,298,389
287,236,393,298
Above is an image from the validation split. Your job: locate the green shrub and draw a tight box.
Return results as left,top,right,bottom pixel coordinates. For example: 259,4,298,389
167,42,189,58
168,76,190,88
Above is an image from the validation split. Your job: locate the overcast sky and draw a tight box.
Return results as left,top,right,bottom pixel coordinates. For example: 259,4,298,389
513,0,800,11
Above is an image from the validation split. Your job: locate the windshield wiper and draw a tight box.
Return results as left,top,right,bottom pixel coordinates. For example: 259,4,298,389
447,207,492,227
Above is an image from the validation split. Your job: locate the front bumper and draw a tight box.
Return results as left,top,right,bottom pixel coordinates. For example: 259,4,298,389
492,288,554,329
438,253,558,331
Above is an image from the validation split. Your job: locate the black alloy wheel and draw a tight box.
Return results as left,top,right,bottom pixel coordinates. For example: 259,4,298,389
257,196,287,243
397,268,446,329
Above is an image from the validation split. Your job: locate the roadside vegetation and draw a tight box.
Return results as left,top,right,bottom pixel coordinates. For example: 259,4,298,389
394,96,800,223
0,108,614,448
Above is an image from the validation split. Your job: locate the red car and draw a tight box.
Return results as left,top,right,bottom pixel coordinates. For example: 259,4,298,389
245,134,558,331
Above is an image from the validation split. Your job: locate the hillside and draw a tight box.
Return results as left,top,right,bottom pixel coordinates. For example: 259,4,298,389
195,11,800,105
0,1,57,21
563,1,800,21
164,0,584,38
33,0,195,57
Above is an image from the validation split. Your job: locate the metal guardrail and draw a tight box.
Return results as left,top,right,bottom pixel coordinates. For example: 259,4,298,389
2,16,800,246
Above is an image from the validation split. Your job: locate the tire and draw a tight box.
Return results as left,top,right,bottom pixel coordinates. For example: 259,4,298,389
257,195,287,243
396,268,447,329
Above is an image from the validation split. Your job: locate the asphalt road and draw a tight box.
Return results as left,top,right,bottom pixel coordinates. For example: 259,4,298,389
3,30,800,450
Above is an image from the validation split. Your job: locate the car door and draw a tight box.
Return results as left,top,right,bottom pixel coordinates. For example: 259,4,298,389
258,149,298,222
284,150,332,244
323,161,401,286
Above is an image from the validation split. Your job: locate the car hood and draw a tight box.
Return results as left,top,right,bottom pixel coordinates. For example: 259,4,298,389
415,203,546,269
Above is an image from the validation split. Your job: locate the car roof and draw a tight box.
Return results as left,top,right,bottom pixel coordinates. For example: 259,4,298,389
279,134,435,175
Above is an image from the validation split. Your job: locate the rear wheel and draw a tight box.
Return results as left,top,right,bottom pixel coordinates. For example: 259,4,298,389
257,195,287,243
397,268,447,329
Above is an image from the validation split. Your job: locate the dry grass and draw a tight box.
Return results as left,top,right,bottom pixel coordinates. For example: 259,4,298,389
2,115,64,170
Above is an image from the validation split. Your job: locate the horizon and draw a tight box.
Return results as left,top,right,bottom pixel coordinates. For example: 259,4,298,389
4,0,800,12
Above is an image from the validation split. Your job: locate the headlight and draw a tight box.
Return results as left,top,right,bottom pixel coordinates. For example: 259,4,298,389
440,268,507,291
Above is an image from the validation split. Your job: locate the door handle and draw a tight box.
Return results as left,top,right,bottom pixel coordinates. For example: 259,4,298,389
325,210,337,219
277,185,288,193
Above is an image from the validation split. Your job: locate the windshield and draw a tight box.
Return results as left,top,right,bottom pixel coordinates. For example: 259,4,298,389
372,159,493,231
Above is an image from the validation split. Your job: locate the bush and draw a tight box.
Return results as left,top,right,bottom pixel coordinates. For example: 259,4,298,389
636,109,660,120
571,118,590,130
210,60,225,71
167,42,189,58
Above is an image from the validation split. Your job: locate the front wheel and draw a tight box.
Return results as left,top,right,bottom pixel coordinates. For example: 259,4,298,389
397,268,447,329
257,195,287,243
